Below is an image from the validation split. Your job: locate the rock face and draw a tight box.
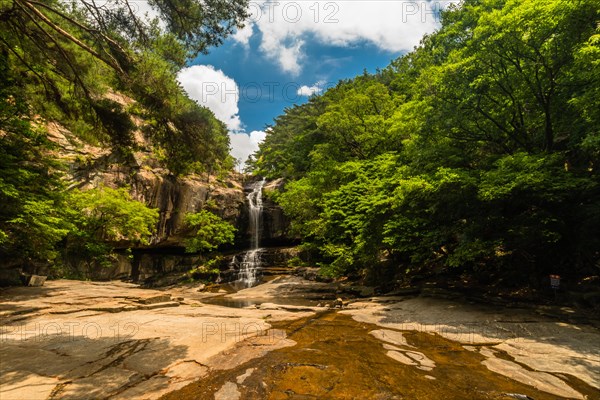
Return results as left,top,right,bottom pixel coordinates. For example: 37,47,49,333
218,247,300,284
262,196,292,247
61,173,296,282
236,178,294,249
65,251,204,282
45,97,247,252
258,178,294,247
36,119,245,281
4,112,294,283
124,170,245,247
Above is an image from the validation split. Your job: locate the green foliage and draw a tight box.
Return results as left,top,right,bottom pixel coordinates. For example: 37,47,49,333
64,186,159,266
0,0,244,175
0,0,248,273
92,99,136,154
187,256,223,282
0,56,69,263
252,0,600,285
8,200,71,262
67,186,158,244
184,210,236,253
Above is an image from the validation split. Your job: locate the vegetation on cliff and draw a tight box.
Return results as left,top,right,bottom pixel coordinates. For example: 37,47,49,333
0,0,247,276
250,0,600,287
184,209,237,253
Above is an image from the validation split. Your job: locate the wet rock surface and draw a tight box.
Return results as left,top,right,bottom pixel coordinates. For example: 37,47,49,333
1,277,598,400
162,310,598,400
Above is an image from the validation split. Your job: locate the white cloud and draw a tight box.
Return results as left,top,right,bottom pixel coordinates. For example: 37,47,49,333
177,65,242,131
229,130,267,166
232,23,254,47
244,0,460,75
297,83,323,97
177,66,266,165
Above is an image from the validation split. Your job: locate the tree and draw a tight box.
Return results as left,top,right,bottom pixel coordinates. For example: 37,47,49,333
427,0,599,153
0,0,248,174
184,210,236,253
252,0,600,285
0,0,248,274
65,186,159,266
0,54,68,264
317,82,397,160
0,0,248,77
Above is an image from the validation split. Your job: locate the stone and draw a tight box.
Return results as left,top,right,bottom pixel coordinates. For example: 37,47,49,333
482,356,583,399
342,296,600,397
214,381,241,400
502,394,533,400
58,367,138,399
258,303,326,312
386,350,417,366
163,361,208,380
137,294,171,304
111,375,171,400
404,351,436,369
28,275,47,287
0,279,312,400
0,373,59,400
236,368,256,384
139,301,180,310
295,267,321,281
359,286,375,297
332,298,344,308
88,304,127,313
370,329,415,348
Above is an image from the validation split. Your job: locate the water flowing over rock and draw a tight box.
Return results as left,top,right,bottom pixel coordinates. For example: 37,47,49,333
235,178,266,288
247,178,266,249
17,122,294,282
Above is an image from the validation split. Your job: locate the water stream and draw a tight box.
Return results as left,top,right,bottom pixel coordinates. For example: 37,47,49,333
235,178,266,288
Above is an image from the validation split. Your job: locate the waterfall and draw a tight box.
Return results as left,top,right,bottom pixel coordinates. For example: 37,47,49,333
236,178,266,287
247,177,266,250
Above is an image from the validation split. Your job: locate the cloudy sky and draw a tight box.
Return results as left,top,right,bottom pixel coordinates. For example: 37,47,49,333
174,0,456,166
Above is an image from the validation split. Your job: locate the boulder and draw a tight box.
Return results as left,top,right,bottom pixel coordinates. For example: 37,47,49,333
137,294,172,304
28,275,47,287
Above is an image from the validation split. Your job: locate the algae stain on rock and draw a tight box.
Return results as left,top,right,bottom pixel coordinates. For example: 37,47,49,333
160,312,594,399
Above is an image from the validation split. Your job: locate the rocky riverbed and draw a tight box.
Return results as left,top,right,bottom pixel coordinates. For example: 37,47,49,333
1,277,598,399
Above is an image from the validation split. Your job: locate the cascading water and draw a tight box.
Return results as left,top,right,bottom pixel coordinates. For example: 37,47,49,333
235,178,266,287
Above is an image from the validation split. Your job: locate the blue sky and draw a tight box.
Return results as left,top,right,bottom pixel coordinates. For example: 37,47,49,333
174,1,455,165
195,37,397,133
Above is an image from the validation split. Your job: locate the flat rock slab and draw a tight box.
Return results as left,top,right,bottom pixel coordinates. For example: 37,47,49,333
0,373,59,400
137,294,172,304
386,350,417,366
0,280,315,400
58,367,139,400
369,329,415,348
139,301,180,310
343,296,600,398
483,355,584,399
258,303,327,312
